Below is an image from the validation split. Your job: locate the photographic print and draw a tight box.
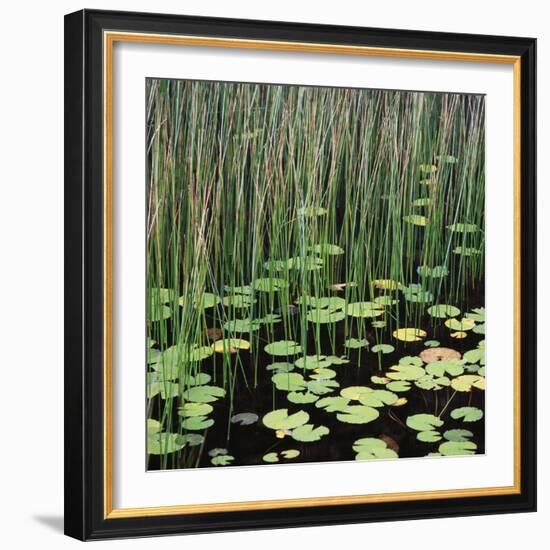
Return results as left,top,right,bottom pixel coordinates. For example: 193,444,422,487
145,78,486,470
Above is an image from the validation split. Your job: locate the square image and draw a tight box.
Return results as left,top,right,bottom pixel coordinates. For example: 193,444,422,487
145,78,486,470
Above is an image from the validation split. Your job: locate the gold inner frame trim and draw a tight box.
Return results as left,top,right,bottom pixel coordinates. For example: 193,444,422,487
103,30,522,519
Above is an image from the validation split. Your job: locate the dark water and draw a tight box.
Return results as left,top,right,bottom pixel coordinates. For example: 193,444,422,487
148,282,485,470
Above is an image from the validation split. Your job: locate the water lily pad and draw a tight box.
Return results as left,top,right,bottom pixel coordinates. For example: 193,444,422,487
182,385,226,403
403,214,429,226
231,412,259,426
444,429,473,442
392,328,427,342
374,295,399,306
253,277,289,292
294,355,331,370
337,405,379,424
417,265,449,278
427,305,461,318
417,430,442,442
372,344,395,354
149,304,171,322
447,223,479,233
450,331,468,339
147,431,185,455
309,243,345,255
315,396,350,412
344,338,369,349
222,294,256,307
387,380,412,392
346,301,384,318
453,246,482,256
147,379,179,400
450,375,485,392
358,389,399,407
182,416,214,430
387,363,425,381
406,413,444,432
445,318,476,331
262,452,279,463
306,379,340,395
419,164,437,173
281,449,300,459
463,347,485,365
178,402,213,417
213,338,251,353
438,441,477,456
211,454,234,466
208,448,228,457
420,347,461,364
298,206,327,217
371,321,387,328
310,368,337,380
306,308,346,324
450,406,484,422
426,359,464,377
187,372,212,386
265,340,302,356
262,409,309,430
466,307,485,322
223,319,261,332
340,386,372,400
424,340,440,347
176,433,204,447
372,279,401,290
287,391,319,404
371,376,391,385
415,374,450,391
272,372,307,392
266,362,295,373
353,438,398,460
291,424,330,442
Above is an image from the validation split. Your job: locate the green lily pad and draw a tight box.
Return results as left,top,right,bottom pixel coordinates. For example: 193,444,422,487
417,430,442,442
306,308,346,324
147,432,185,455
309,368,337,380
406,413,444,432
265,340,303,356
211,454,234,466
340,386,372,400
291,424,330,442
450,406,484,422
223,318,261,332
271,372,307,392
371,344,394,354
182,385,226,403
222,294,256,307
306,379,340,395
178,402,213,417
287,391,319,404
424,340,440,347
426,359,464,378
447,223,479,233
387,364,425,381
438,441,477,456
336,405,379,424
294,355,331,370
374,295,399,306
266,362,295,373
451,375,485,392
298,206,327,217
386,380,412,392
262,452,279,463
281,449,300,459
344,338,369,349
346,302,384,318
453,246,482,256
358,389,399,407
353,438,398,460
309,243,345,255
263,409,309,430
444,429,473,442
208,448,228,457
253,278,289,292
427,304,461,318
403,214,429,226
419,164,437,173
181,416,214,430
315,396,350,412
445,318,476,331
186,372,212,386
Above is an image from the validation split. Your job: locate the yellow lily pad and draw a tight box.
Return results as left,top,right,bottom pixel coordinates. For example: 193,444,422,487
451,375,486,392
392,328,427,342
445,318,476,331
212,338,251,353
450,331,468,339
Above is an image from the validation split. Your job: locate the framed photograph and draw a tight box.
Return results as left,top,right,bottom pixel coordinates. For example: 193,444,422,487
64,9,536,540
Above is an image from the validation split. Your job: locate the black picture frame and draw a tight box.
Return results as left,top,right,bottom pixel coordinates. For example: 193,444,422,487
64,8,537,541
